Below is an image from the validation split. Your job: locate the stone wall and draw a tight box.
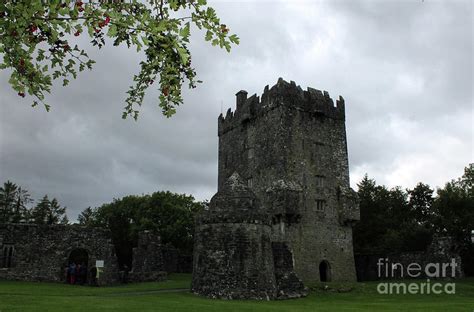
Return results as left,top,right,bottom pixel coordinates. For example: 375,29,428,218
192,173,278,300
0,223,119,285
217,79,359,282
162,246,193,273
129,230,166,282
272,242,308,299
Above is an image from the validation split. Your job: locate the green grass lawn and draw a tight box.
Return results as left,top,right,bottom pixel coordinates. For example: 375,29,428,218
0,274,473,311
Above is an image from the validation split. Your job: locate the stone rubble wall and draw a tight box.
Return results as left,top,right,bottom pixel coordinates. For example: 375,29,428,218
129,230,167,283
0,223,119,285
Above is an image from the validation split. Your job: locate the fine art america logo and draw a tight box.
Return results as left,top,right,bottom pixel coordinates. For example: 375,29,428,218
376,258,458,295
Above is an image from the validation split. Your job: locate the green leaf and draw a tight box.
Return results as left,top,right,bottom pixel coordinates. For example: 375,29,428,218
108,24,118,37
229,34,240,44
177,47,189,64
179,22,190,38
205,30,213,41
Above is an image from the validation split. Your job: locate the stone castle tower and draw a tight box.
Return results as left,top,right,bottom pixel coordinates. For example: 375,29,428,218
217,78,360,282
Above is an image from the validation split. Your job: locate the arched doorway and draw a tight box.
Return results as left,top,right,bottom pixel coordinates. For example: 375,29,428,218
66,248,89,284
319,260,331,282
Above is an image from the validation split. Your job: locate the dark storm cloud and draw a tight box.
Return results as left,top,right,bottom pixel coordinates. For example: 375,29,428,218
0,0,472,220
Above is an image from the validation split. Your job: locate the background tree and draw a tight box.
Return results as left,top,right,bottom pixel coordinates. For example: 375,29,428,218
353,176,433,255
0,0,239,119
78,190,204,268
353,164,473,276
0,181,18,223
11,186,33,223
30,195,68,225
30,195,50,224
0,181,33,223
48,198,69,224
408,182,435,225
432,164,474,275
77,206,99,226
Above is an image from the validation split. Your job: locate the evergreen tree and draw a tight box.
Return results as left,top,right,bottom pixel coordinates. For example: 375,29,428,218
12,186,33,223
30,195,68,225
408,182,435,225
30,195,51,224
0,181,18,223
77,207,98,226
48,198,68,225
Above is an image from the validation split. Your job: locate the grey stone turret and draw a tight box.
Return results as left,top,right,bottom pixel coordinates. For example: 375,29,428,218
192,173,277,300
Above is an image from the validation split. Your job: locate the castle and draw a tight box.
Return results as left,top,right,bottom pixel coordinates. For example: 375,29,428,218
192,78,360,299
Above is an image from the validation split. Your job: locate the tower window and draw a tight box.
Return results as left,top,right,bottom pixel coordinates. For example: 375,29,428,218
315,175,325,187
247,177,253,188
315,200,325,212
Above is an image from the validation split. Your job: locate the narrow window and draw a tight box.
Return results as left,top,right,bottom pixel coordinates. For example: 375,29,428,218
248,148,254,159
312,142,325,162
315,200,325,212
1,245,14,268
315,175,325,187
247,177,253,188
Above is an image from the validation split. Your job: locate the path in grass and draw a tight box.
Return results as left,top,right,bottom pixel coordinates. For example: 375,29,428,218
0,274,473,311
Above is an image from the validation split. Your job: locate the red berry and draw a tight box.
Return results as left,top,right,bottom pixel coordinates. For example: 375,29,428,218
18,92,25,98
74,30,81,36
78,7,84,12
104,16,111,25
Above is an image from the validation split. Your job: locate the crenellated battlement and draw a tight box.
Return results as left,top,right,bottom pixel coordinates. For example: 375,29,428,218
218,78,346,135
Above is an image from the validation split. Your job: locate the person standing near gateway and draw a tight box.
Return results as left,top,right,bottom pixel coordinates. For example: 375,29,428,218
68,263,76,284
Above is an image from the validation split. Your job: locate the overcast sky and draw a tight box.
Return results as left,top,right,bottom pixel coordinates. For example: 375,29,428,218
0,0,472,221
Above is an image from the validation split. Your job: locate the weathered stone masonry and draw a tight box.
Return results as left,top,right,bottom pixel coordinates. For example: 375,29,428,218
192,173,306,299
217,78,360,283
0,223,119,285
129,230,167,282
192,78,359,299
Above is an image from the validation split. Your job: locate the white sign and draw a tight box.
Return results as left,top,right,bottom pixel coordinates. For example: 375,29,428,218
96,260,104,268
